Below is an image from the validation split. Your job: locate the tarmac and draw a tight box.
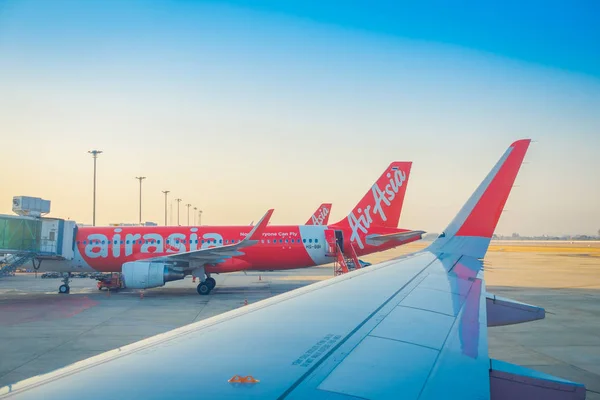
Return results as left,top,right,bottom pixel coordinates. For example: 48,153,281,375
0,241,599,398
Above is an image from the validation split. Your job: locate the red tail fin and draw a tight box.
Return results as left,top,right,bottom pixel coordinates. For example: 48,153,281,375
306,203,332,225
332,162,412,229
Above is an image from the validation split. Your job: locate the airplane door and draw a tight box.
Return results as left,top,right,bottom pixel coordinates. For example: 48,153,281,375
335,230,344,253
324,229,336,255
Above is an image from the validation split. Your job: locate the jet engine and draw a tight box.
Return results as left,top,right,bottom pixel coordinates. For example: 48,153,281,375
121,261,184,289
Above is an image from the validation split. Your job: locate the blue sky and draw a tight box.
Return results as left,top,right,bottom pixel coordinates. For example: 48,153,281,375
0,0,599,235
216,0,600,77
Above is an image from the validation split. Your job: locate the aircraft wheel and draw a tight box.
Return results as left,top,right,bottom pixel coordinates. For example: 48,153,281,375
197,282,211,295
205,277,216,290
59,284,70,294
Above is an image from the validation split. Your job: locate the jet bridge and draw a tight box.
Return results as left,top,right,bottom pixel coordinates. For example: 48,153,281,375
0,214,42,253
0,196,77,276
0,214,75,257
0,214,76,275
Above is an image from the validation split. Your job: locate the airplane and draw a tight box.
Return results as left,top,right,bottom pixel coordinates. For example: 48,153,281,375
1,139,585,399
34,162,424,295
306,203,332,225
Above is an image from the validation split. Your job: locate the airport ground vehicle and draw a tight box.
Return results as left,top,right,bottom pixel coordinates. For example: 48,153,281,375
96,273,123,291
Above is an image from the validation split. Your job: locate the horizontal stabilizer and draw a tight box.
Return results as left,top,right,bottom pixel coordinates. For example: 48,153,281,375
365,230,426,246
490,359,586,399
486,292,545,327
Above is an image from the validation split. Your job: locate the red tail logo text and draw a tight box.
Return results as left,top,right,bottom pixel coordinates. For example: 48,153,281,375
349,168,407,249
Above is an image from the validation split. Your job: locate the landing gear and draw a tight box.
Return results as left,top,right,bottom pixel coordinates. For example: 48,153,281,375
197,282,211,295
58,273,71,294
197,276,216,295
192,266,216,295
205,277,216,290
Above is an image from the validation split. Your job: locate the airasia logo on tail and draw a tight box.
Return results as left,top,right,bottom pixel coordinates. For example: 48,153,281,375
311,207,330,225
348,168,406,249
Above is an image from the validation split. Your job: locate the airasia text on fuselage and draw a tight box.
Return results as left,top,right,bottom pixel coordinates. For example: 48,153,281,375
83,228,303,259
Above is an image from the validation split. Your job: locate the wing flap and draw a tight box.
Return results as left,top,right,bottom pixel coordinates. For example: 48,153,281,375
489,359,586,399
370,306,455,350
486,293,545,327
317,336,438,400
401,287,467,317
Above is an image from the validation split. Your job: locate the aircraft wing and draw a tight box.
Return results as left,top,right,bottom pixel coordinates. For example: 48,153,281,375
1,251,493,400
143,209,273,265
0,140,586,400
365,230,426,246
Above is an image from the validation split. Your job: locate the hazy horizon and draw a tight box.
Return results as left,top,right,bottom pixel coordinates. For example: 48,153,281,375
1,1,599,236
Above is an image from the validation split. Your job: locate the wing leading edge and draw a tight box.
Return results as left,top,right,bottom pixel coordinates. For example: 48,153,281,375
0,140,586,400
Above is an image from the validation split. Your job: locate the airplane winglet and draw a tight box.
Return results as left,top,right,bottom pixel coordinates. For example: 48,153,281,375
428,139,531,259
243,209,274,243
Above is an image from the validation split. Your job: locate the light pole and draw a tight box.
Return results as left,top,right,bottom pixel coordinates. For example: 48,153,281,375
162,190,170,226
186,204,191,225
135,177,146,225
198,210,202,226
193,207,197,225
175,198,182,226
88,150,102,226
